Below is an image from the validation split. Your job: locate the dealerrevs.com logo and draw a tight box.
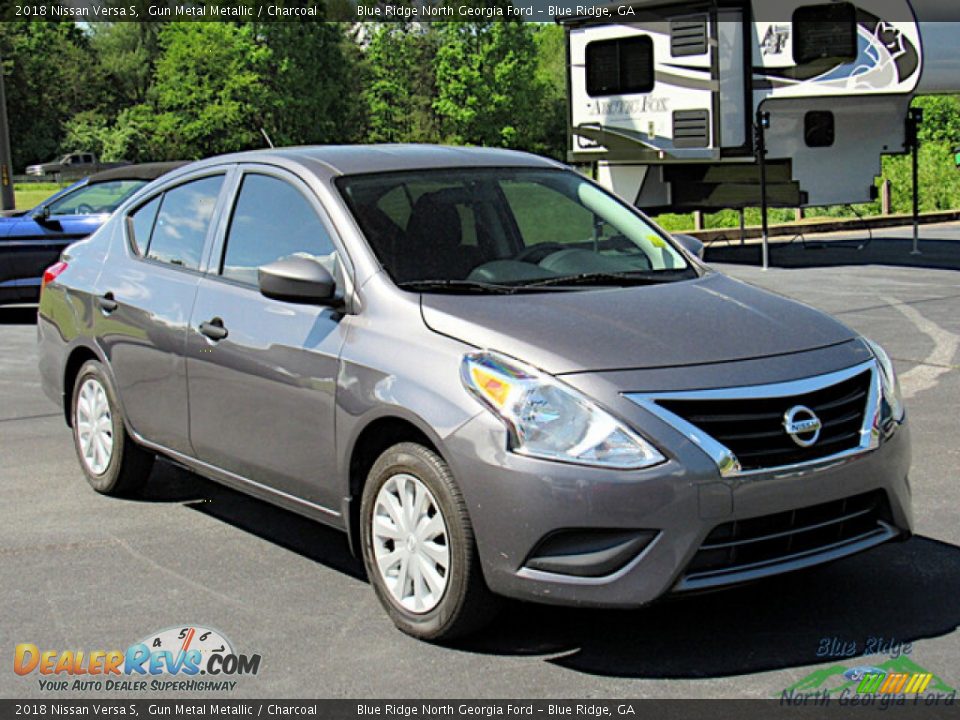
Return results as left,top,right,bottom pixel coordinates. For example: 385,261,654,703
14,625,261,692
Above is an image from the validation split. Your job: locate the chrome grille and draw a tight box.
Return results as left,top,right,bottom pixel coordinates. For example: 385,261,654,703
657,370,871,471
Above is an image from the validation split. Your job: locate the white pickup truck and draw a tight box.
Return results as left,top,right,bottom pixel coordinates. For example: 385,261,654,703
25,152,129,178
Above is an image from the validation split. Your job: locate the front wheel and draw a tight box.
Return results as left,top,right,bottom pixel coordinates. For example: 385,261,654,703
360,442,498,641
71,360,154,496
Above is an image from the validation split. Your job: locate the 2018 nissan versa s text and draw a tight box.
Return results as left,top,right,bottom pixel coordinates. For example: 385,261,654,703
38,146,911,640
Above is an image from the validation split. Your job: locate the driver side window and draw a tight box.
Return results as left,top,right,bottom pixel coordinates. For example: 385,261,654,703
220,174,337,287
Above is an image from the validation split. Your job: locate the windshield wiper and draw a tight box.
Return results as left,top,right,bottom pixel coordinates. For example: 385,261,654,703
397,279,533,295
516,269,695,288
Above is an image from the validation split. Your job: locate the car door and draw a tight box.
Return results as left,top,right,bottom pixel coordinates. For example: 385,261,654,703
95,172,229,455
185,167,347,513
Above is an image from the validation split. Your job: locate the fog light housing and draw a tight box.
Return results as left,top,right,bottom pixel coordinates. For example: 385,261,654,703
523,529,659,578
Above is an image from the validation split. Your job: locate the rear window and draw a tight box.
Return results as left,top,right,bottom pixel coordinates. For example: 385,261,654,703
132,175,224,271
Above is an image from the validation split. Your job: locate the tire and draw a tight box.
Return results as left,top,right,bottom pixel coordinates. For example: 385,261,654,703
71,360,154,496
360,442,498,641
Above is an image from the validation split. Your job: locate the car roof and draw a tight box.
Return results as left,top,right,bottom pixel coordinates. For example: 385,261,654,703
88,161,190,184
184,144,565,178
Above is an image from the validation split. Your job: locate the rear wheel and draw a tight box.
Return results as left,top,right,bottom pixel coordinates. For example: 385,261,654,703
360,442,498,641
71,360,154,496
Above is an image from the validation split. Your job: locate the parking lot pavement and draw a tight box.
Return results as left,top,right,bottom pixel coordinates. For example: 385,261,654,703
1,242,958,699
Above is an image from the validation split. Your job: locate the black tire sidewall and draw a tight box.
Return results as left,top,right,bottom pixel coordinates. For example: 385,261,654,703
71,360,127,494
360,443,474,640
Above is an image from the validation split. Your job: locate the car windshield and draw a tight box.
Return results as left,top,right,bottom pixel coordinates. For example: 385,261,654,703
45,179,147,217
337,168,694,292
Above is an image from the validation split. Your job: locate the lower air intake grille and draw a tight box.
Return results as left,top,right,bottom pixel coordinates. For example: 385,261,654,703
682,490,894,585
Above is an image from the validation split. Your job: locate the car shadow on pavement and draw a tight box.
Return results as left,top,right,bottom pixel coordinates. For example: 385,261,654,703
139,458,366,581
455,536,960,679
138,460,959,679
0,306,38,325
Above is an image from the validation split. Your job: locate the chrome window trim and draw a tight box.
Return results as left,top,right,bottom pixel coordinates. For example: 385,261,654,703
624,360,881,478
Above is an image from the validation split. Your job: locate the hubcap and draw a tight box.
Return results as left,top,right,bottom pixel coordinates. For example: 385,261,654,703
371,473,450,614
75,378,114,476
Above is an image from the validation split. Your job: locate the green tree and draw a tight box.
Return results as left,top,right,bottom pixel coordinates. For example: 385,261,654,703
531,23,567,159
363,24,440,143
143,22,274,159
61,110,109,158
913,95,960,146
0,22,97,171
257,21,364,145
89,22,163,109
433,22,547,150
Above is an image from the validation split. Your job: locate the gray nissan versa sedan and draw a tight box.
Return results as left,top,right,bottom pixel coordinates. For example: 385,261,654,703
37,145,911,640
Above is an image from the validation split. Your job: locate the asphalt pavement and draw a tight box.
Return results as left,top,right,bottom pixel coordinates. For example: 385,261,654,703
1,223,958,699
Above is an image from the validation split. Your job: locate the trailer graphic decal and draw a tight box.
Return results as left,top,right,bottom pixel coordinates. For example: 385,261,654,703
757,18,920,93
761,24,790,55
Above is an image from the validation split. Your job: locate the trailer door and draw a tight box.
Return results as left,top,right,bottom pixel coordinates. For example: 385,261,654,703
716,8,750,154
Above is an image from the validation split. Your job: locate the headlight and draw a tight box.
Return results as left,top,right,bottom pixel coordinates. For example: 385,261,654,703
461,351,665,469
863,338,904,422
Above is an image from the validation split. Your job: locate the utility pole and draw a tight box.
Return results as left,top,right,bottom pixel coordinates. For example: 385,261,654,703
906,106,923,256
0,55,14,211
755,108,771,270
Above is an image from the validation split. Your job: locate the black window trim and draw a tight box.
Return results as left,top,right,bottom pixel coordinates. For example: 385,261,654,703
124,193,162,257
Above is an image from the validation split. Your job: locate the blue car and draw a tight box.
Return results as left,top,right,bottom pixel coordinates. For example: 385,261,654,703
0,162,184,305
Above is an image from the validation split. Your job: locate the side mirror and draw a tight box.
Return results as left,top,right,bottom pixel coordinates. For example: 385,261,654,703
31,205,51,223
673,233,705,260
258,256,337,305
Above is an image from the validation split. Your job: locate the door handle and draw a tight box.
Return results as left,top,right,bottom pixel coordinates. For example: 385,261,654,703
97,292,118,313
199,317,228,342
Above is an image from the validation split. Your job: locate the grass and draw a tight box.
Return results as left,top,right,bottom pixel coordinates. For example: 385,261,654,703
13,183,65,211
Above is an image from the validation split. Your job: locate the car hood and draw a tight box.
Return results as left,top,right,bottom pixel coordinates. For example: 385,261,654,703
420,272,857,374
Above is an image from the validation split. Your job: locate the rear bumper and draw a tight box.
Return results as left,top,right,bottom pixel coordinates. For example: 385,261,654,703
443,410,911,608
37,310,69,413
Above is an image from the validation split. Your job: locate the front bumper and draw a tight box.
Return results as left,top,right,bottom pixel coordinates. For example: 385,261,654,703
443,407,912,609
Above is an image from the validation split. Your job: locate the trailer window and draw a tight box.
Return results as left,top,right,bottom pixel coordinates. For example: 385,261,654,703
793,3,857,65
586,36,654,97
804,111,835,147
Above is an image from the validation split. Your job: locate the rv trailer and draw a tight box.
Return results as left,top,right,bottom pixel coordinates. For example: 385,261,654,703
561,0,960,212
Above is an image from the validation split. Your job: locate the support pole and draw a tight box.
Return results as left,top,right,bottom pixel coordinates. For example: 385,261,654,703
908,106,923,256
0,55,15,211
755,109,770,270
912,140,920,255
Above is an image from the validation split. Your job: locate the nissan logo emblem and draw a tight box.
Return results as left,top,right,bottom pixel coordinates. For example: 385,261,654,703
783,405,822,448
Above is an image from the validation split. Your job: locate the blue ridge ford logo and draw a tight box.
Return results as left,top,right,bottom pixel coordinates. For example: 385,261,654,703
783,405,822,447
